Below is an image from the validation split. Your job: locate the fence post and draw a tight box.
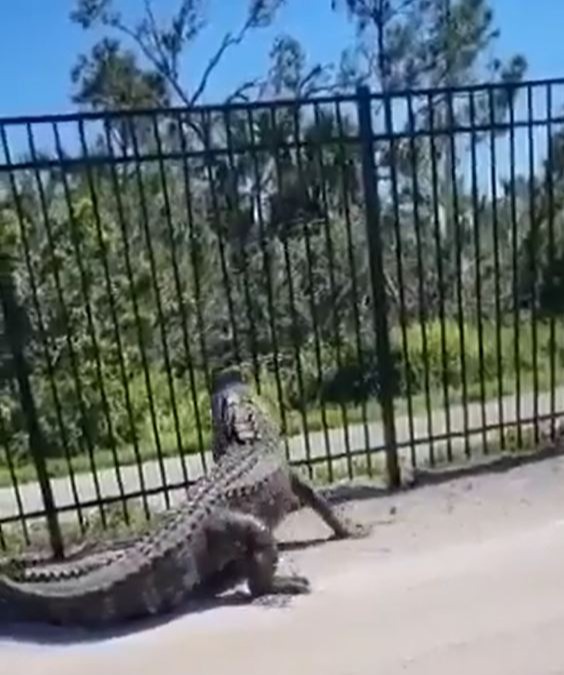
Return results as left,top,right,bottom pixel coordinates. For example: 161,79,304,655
0,251,64,558
356,85,401,489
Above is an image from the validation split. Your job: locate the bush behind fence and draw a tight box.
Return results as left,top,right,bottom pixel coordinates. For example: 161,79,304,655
2,79,564,549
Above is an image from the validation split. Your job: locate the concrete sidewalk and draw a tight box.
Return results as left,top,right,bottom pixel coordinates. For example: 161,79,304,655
1,386,564,519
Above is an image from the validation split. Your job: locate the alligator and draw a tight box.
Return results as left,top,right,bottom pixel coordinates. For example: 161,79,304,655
0,367,365,626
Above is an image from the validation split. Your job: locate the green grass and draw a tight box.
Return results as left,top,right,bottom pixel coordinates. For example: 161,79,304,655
0,374,561,489
0,389,487,487
2,317,564,488
0,422,546,558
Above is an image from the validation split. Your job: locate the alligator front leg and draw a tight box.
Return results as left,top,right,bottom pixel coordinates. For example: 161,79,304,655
207,510,311,597
289,471,370,539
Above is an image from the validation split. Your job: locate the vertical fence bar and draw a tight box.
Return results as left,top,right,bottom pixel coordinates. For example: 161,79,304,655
509,92,523,448
176,113,213,415
75,120,149,521
245,107,290,461
383,94,417,467
127,116,180,510
406,94,434,461
58,121,129,524
75,119,147,513
356,86,400,488
487,88,505,452
223,108,262,391
546,83,557,439
26,123,107,527
0,416,30,545
102,119,156,517
468,91,488,453
0,252,64,558
508,95,523,447
335,100,373,475
0,125,85,532
201,110,243,372
313,102,354,479
526,85,540,444
269,105,313,471
152,114,201,487
446,90,470,458
2,80,561,518
291,104,334,481
428,94,453,463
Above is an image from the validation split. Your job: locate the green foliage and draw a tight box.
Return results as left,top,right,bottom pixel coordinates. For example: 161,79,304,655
3,0,564,491
3,86,564,479
333,0,527,91
395,318,564,394
69,0,290,111
71,39,170,111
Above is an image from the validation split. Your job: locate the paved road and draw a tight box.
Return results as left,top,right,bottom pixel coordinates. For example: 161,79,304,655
4,454,564,674
1,386,564,520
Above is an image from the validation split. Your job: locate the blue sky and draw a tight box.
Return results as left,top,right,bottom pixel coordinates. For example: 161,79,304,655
0,0,563,118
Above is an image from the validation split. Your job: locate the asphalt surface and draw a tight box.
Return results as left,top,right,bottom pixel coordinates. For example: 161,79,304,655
3,453,564,674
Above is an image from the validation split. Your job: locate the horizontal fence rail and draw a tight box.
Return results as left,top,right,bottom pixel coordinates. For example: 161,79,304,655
1,77,564,553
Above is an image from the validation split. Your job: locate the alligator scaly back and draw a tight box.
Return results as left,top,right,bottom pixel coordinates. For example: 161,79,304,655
0,367,367,627
0,373,311,627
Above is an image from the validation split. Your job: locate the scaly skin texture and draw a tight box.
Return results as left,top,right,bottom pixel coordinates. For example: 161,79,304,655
0,368,366,625
0,438,309,626
0,370,311,626
211,367,369,539
0,540,130,583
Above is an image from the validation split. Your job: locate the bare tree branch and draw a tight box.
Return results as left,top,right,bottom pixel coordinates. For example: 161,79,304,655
143,0,172,75
297,65,325,96
224,78,263,104
109,16,193,106
189,18,255,106
112,2,269,110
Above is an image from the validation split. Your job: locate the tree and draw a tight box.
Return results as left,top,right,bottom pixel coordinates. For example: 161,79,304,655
71,38,170,111
3,0,551,474
70,0,290,111
330,0,528,322
332,0,526,91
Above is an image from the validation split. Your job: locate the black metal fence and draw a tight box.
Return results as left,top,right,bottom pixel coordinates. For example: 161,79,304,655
2,77,564,554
